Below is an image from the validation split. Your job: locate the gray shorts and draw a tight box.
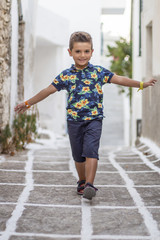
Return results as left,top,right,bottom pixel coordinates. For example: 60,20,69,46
67,119,102,162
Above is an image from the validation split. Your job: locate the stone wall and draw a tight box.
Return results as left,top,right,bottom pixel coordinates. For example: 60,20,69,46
0,0,11,128
142,76,160,147
141,0,160,147
17,20,25,102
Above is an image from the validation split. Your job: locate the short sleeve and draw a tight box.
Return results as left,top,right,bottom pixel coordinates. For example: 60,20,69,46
51,71,67,91
100,67,114,85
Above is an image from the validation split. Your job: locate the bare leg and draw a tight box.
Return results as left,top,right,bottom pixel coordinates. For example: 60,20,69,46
85,158,98,185
75,161,86,181
75,158,97,186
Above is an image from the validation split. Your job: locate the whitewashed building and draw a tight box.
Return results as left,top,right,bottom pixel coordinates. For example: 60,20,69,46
1,0,134,148
132,0,160,147
35,0,130,146
33,0,101,135
100,0,130,146
0,0,38,129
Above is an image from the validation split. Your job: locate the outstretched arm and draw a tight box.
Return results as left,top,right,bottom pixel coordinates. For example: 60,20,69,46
15,84,57,114
110,74,157,88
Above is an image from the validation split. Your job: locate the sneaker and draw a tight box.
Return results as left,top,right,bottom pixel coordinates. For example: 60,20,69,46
83,182,98,200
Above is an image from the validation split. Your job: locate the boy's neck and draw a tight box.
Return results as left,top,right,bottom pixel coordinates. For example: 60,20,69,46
74,62,89,70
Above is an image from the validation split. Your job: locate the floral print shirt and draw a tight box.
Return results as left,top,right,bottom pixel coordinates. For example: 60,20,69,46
52,62,114,121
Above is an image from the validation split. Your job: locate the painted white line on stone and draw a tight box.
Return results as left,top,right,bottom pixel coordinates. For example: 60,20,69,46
34,160,69,164
147,206,160,209
33,170,71,173
1,202,160,210
34,155,69,159
1,182,160,188
0,150,34,240
25,203,81,208
117,162,144,164
4,232,80,238
115,153,139,156
25,204,137,210
0,183,26,186
0,160,25,163
152,158,160,163
137,144,147,150
81,199,93,240
145,154,155,158
0,202,17,205
34,184,76,187
143,149,152,154
0,202,137,209
15,154,27,156
114,151,139,154
0,232,151,240
69,154,93,240
135,185,160,188
115,156,140,159
93,206,136,209
133,148,160,174
91,236,150,239
126,170,155,173
33,161,69,164
0,169,25,172
96,184,160,188
0,156,5,163
0,169,72,173
95,185,125,187
109,152,160,240
98,162,113,164
99,162,145,165
119,162,145,165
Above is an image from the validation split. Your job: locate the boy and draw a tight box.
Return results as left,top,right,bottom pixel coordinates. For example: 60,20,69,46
15,31,157,200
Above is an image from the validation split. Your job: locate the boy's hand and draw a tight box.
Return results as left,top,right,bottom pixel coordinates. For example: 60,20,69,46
144,79,157,88
14,102,28,114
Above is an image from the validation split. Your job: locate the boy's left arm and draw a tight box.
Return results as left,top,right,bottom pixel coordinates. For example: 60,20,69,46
110,74,157,89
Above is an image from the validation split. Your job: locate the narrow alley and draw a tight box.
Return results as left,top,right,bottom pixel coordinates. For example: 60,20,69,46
0,0,160,239
0,139,160,240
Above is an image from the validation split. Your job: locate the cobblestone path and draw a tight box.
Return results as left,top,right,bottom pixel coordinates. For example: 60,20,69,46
0,142,160,240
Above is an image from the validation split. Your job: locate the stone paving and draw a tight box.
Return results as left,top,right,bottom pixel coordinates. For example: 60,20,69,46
0,140,160,240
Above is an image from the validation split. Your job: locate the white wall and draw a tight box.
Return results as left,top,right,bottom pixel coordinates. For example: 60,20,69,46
101,0,126,9
33,5,69,135
131,0,142,145
33,0,101,135
100,0,131,146
10,0,18,126
33,42,67,134
132,0,160,145
153,1,160,76
141,0,160,78
21,0,38,100
36,7,69,47
38,0,101,64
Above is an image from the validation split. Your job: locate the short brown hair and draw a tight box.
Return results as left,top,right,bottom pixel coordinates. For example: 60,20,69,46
69,31,93,50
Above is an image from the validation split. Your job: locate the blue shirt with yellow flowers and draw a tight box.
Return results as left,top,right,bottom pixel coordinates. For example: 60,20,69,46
52,62,114,121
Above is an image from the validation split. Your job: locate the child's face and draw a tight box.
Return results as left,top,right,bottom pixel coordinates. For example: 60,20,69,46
68,42,94,69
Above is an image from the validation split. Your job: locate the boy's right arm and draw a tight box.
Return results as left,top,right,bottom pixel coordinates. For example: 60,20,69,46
15,84,57,114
